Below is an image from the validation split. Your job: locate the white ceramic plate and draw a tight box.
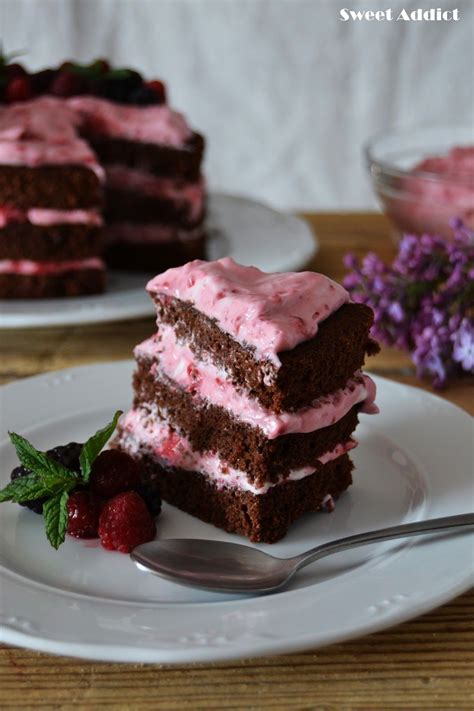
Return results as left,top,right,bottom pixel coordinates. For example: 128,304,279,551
0,363,472,664
0,194,317,329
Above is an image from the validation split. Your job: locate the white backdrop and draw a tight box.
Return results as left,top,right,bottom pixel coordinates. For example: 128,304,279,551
1,0,473,210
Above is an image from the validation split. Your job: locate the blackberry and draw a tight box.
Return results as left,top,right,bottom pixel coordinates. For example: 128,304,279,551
30,69,57,95
10,441,83,514
135,475,162,517
11,465,46,514
98,71,142,103
47,442,83,471
128,86,160,105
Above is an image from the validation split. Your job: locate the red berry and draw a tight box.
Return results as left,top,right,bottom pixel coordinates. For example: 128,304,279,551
146,80,166,103
50,70,85,97
90,58,110,74
89,449,142,499
98,491,156,553
66,491,101,539
5,63,27,79
5,76,32,103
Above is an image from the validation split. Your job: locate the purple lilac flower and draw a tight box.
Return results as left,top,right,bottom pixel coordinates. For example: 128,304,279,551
452,318,474,372
343,222,474,388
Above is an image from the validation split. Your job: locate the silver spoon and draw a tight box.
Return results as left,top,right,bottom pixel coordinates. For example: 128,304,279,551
131,513,474,594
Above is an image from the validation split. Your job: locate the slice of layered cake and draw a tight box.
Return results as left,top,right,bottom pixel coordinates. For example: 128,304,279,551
114,257,379,543
0,97,105,298
69,96,206,271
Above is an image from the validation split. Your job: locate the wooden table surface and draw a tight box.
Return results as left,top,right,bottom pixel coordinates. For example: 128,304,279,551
1,212,473,710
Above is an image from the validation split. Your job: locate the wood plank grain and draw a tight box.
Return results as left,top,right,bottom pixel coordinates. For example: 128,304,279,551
0,212,472,710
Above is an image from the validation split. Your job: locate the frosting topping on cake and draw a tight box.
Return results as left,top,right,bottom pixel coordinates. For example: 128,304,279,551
0,97,80,142
147,257,349,363
68,96,193,146
0,97,104,178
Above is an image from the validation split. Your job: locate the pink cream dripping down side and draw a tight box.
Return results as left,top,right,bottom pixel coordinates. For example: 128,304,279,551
68,96,193,146
0,258,105,275
116,405,358,495
147,258,349,366
0,206,103,227
135,328,378,438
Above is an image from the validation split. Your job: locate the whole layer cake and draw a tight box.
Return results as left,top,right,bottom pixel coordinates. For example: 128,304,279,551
114,257,380,543
0,60,206,298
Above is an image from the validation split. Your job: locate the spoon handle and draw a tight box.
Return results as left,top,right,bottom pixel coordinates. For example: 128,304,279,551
292,513,474,571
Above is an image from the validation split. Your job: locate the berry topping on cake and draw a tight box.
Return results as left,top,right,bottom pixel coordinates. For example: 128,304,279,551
0,56,168,106
98,491,156,553
89,449,142,498
66,490,101,539
5,62,26,79
50,70,87,98
30,68,57,94
5,76,32,103
146,80,167,103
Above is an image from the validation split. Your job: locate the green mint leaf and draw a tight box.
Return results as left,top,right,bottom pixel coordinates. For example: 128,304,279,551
0,471,77,504
43,489,71,550
8,432,77,483
105,69,132,80
0,474,46,503
79,410,122,482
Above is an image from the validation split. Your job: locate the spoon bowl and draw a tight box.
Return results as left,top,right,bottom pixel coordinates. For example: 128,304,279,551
131,538,296,593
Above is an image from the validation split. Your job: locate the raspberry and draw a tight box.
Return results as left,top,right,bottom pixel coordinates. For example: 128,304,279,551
5,76,32,103
50,70,86,97
5,63,27,80
66,491,101,539
98,491,156,553
146,80,166,103
89,449,141,499
89,58,110,74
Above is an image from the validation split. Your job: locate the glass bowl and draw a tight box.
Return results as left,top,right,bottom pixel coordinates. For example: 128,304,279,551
365,125,474,239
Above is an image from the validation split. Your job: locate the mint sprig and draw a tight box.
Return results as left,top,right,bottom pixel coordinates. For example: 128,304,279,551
43,490,72,550
79,410,122,483
0,410,122,548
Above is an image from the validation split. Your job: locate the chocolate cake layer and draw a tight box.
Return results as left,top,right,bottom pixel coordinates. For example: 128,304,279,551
0,166,103,209
152,297,379,411
89,132,205,181
133,362,360,485
0,223,102,261
131,451,353,543
0,268,106,299
105,187,205,227
104,233,207,272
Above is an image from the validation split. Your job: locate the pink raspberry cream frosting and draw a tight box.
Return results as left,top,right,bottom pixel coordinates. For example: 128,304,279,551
147,257,349,364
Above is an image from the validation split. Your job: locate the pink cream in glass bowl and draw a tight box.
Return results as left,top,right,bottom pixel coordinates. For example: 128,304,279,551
365,126,474,240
